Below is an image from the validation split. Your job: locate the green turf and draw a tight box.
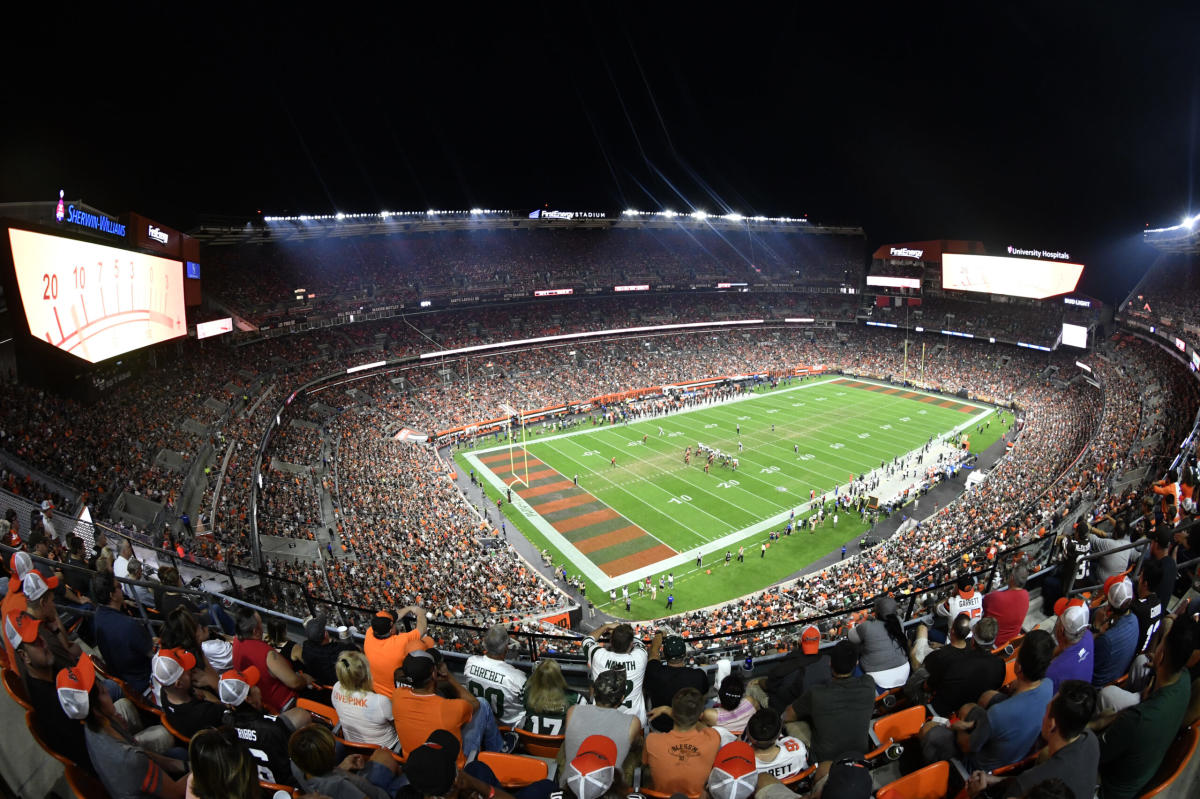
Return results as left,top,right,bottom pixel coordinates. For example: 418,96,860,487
457,377,1012,619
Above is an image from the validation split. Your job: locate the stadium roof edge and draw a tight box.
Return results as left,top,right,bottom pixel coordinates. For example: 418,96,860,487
188,214,866,245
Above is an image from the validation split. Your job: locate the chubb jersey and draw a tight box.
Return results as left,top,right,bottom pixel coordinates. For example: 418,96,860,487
464,654,528,727
583,637,648,723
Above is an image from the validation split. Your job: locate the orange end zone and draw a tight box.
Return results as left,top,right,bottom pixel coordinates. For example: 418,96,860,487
553,507,620,534
600,544,678,577
575,525,644,554
532,493,594,514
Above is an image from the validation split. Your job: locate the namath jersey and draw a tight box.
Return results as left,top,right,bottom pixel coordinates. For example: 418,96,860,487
754,736,809,779
583,636,648,724
464,654,528,727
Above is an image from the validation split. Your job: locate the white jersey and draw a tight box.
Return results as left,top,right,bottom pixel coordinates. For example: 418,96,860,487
464,654,528,727
755,737,809,779
940,589,984,627
583,637,648,724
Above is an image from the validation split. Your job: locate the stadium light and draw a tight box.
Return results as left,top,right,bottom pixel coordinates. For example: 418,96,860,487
1187,215,1197,228
725,213,744,221
624,209,638,216
691,211,708,220
335,212,345,221
470,208,484,214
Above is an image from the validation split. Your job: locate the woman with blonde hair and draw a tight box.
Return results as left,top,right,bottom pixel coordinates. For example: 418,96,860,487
330,649,398,750
522,657,582,735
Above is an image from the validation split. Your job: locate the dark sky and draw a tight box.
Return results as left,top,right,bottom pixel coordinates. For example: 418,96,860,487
3,4,1199,303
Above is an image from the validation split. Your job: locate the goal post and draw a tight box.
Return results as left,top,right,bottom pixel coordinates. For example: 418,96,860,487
500,403,531,489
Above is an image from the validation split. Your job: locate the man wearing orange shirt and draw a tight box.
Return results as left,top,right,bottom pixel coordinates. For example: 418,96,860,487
365,605,430,697
391,650,511,762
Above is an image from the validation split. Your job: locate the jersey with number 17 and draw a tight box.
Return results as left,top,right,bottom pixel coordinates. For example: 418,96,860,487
583,637,648,723
464,655,528,727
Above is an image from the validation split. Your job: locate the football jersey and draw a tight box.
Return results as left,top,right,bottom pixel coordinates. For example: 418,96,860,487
944,590,984,627
522,691,584,735
464,654,528,727
755,737,809,779
583,637,648,723
226,709,297,787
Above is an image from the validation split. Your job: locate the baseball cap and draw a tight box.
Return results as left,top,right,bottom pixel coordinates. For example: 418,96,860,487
218,666,260,706
593,669,626,706
57,653,96,720
22,571,57,602
152,647,197,686
1053,597,1089,639
823,758,874,799
8,552,34,592
565,735,617,799
403,650,437,684
707,741,758,799
371,610,395,638
875,595,897,618
303,613,328,644
41,500,54,511
404,729,461,796
4,611,40,651
800,624,821,654
662,635,687,660
1105,575,1134,610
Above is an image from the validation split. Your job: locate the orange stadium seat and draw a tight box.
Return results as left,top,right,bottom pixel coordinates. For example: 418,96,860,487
26,709,76,767
66,763,111,799
876,759,951,799
515,728,565,758
1137,722,1199,798
476,751,549,788
3,667,33,711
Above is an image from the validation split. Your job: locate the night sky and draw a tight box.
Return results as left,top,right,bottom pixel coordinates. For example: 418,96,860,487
4,4,1199,303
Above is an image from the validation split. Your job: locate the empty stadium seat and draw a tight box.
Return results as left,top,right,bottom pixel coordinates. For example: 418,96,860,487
296,697,340,729
26,709,76,767
476,751,549,788
876,759,951,799
868,704,928,758
259,780,300,798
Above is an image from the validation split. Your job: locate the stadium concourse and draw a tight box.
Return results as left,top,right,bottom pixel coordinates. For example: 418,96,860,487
2,240,1200,796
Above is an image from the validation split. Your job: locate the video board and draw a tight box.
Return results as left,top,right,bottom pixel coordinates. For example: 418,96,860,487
7,227,186,363
942,253,1083,299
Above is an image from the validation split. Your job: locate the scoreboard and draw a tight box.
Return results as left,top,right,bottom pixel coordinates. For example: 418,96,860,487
6,226,187,364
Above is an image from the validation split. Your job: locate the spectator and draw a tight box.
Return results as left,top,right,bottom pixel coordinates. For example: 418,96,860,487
153,648,224,741
645,630,709,733
643,687,720,796
933,574,984,640
582,621,648,724
848,596,910,691
186,727,259,799
562,670,643,781
983,562,1030,648
1045,598,1094,691
297,613,357,688
1086,517,1135,585
464,624,528,728
522,657,581,736
754,625,830,712
1096,615,1197,799
331,649,398,751
125,559,156,609
972,628,1056,772
392,649,509,763
218,666,309,788
562,734,629,799
155,566,200,622
288,722,404,799
923,615,1006,717
231,605,313,713
58,653,188,799
365,606,429,698
702,674,759,736
90,571,154,696
966,680,1099,799
1142,531,1177,619
113,539,134,586
17,570,82,672
1130,560,1164,655
1091,576,1138,686
782,640,875,763
5,612,92,771
745,707,808,779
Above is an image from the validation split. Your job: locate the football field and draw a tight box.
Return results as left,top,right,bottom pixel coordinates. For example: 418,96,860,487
459,376,999,610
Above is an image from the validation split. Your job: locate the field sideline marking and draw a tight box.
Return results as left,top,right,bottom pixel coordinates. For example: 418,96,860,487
464,378,998,592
